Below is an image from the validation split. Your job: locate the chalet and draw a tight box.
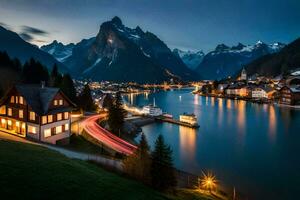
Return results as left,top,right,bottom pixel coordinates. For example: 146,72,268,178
279,86,300,105
251,86,276,99
0,84,76,144
225,84,251,97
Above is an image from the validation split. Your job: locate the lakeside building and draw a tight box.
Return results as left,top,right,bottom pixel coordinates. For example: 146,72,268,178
0,84,76,144
279,86,300,105
251,86,276,99
179,113,198,126
225,84,251,97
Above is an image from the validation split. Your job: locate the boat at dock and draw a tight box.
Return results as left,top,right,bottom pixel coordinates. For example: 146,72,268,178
155,113,200,129
179,113,199,127
142,104,163,116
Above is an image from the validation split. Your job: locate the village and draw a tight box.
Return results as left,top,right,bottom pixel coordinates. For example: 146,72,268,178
192,68,300,106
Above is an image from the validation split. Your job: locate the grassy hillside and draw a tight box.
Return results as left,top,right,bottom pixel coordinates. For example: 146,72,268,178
0,140,218,200
0,140,167,200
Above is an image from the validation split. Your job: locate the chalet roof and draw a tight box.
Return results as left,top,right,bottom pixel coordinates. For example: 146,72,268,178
15,85,59,115
280,85,300,93
254,86,275,93
0,84,76,115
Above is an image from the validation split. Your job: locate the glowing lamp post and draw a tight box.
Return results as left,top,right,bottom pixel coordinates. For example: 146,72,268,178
199,171,217,192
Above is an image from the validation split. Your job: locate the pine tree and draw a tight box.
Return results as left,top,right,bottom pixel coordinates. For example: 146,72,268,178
21,58,49,84
151,135,177,191
0,51,22,96
78,84,95,111
60,74,77,102
107,92,126,134
122,133,151,183
49,64,62,87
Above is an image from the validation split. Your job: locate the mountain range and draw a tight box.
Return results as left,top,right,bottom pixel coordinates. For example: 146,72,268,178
194,41,285,80
244,37,300,77
1,17,297,82
0,26,67,72
41,17,196,83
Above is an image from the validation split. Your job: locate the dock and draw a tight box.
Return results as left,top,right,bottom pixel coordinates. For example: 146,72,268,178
155,116,200,129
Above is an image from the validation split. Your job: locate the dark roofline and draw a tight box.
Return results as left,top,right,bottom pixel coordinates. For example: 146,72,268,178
0,84,77,115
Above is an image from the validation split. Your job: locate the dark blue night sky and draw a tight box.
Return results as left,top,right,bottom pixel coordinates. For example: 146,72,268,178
0,0,299,51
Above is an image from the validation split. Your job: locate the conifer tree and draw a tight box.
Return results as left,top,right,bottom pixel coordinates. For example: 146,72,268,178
122,133,151,183
60,74,77,102
151,135,177,191
22,58,49,84
50,64,62,87
78,84,95,111
107,92,126,134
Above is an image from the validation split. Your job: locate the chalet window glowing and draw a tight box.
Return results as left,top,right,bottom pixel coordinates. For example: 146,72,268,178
0,106,6,115
47,115,53,123
10,96,14,103
19,96,24,104
42,116,47,124
19,110,24,118
1,118,6,128
16,96,19,104
64,112,69,119
29,111,35,121
54,100,58,106
44,128,51,137
28,125,36,134
8,108,12,116
7,120,12,130
56,126,62,134
65,123,69,131
59,99,63,105
57,113,62,121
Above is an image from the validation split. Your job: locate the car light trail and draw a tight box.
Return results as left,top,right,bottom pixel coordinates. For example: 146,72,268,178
81,114,137,155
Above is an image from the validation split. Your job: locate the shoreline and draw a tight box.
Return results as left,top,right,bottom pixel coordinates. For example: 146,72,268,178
195,93,300,109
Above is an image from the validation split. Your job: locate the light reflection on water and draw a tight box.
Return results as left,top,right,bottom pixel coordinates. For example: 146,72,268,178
125,89,300,200
179,126,197,162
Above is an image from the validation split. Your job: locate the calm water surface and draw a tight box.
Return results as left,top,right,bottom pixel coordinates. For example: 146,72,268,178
124,89,300,200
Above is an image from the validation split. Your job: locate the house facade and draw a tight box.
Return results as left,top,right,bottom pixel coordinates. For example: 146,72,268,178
0,84,76,144
251,87,276,99
225,85,250,97
279,86,300,105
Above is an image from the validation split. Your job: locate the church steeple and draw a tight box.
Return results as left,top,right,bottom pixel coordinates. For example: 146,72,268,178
240,67,247,81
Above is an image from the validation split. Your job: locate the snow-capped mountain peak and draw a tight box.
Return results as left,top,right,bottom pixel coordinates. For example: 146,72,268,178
172,48,205,70
41,40,75,62
256,40,264,45
196,41,285,80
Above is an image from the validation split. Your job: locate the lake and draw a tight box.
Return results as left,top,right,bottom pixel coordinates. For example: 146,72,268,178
123,88,300,200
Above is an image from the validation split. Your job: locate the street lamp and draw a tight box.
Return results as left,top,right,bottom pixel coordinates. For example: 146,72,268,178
200,171,217,192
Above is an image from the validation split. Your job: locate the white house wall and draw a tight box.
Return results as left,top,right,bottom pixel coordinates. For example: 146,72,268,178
40,119,70,144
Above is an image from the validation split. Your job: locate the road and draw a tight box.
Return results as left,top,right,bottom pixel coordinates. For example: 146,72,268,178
81,114,137,155
0,130,122,171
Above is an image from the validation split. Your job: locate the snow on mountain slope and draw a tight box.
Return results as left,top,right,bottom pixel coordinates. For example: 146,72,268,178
196,41,285,80
41,40,74,62
172,48,204,70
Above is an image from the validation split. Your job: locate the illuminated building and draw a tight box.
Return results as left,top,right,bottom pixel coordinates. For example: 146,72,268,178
251,86,276,99
279,86,300,105
0,84,76,144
